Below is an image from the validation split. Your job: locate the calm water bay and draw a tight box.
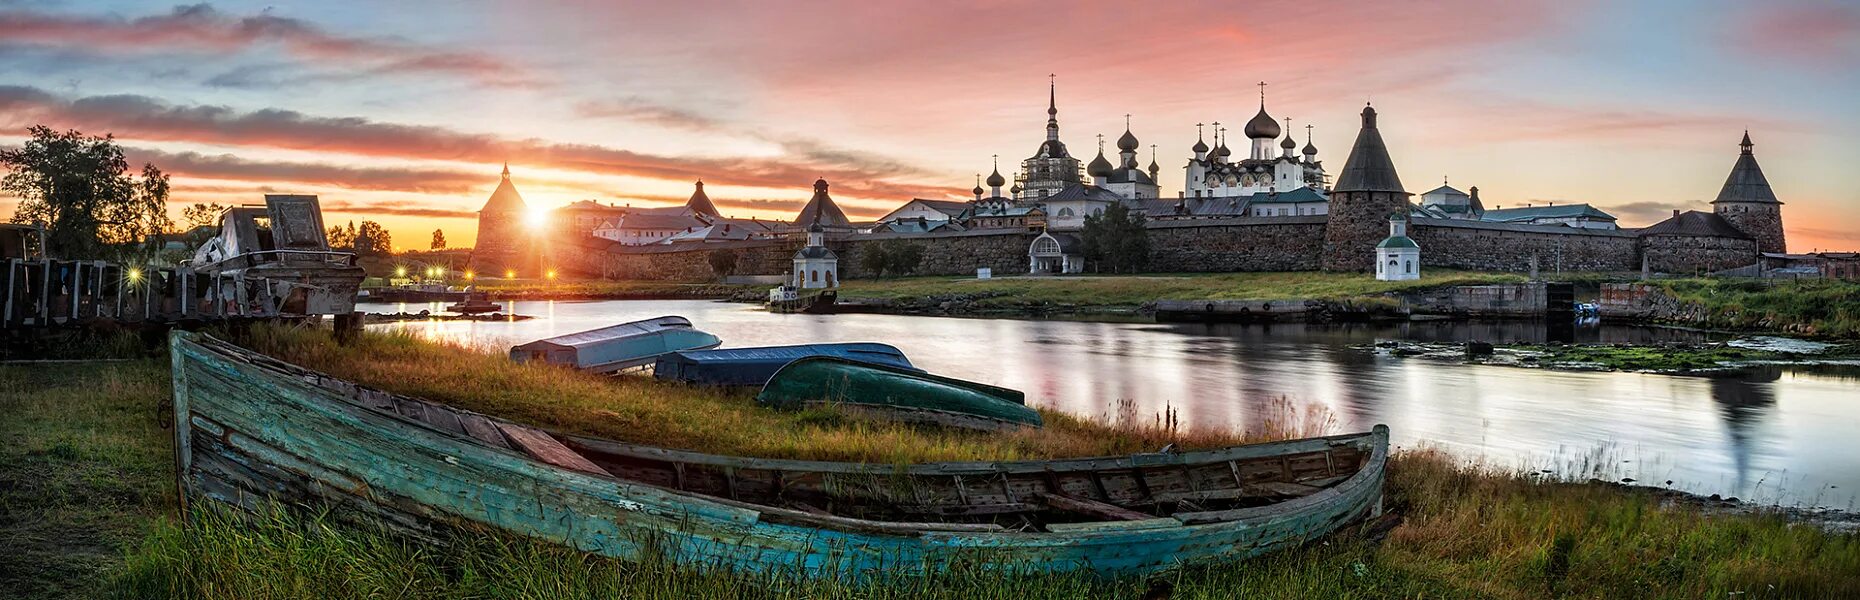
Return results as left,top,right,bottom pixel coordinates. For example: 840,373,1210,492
363,299,1860,509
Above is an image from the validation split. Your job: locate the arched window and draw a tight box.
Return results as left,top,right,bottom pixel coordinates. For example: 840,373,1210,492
1058,208,1075,218
1033,237,1060,255
1377,260,1384,274
1388,259,1398,272
1405,260,1413,274
810,270,818,282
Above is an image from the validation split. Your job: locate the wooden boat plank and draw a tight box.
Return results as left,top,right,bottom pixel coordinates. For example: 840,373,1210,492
1045,518,1183,533
456,413,513,449
1039,492,1153,521
495,423,611,476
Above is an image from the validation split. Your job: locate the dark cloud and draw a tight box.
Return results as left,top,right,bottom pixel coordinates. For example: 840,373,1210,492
0,3,532,84
1602,200,1700,226
319,201,475,219
0,85,953,200
128,148,485,194
575,98,724,131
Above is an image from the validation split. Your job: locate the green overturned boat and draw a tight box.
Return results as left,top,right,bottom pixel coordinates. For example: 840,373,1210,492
757,356,1042,431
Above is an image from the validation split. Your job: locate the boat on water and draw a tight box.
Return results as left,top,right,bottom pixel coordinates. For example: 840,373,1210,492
186,195,366,317
653,342,913,387
445,291,500,314
510,316,722,373
757,356,1042,431
171,331,1388,579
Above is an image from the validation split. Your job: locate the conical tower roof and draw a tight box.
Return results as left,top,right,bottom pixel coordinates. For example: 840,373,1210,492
478,163,528,214
1332,105,1406,194
793,178,850,228
686,180,721,217
1712,132,1780,204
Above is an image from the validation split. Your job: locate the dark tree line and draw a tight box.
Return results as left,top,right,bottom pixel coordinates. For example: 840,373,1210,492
1080,202,1150,274
2,126,170,262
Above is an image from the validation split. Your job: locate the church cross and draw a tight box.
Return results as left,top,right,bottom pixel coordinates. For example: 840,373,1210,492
1258,81,1268,103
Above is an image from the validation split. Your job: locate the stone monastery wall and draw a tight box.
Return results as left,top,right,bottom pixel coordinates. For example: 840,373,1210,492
1409,219,1639,272
561,214,1758,282
1145,217,1327,272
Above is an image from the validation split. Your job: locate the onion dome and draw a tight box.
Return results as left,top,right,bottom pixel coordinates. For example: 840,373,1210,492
1216,143,1232,158
1010,182,1022,194
1117,127,1139,152
1191,137,1209,154
971,174,984,197
1281,132,1297,150
1303,139,1318,156
1087,149,1114,178
1244,106,1281,139
986,168,1007,188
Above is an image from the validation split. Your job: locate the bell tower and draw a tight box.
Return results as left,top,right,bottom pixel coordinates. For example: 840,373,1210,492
1711,132,1786,254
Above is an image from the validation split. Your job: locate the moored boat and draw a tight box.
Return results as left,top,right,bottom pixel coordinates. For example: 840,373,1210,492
171,331,1388,579
509,316,721,373
756,356,1042,431
653,342,913,387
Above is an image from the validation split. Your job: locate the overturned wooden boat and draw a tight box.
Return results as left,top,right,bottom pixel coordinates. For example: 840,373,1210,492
653,342,913,387
509,316,721,373
172,331,1388,579
757,356,1042,431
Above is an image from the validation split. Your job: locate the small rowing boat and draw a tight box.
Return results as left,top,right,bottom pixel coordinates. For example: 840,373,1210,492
756,356,1042,431
652,342,913,387
509,316,721,373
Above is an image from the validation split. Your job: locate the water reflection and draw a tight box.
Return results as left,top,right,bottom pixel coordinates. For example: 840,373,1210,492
363,299,1859,508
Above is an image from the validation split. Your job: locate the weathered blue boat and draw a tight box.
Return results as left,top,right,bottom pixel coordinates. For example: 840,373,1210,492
171,331,1389,580
509,316,721,373
757,356,1042,431
653,343,913,387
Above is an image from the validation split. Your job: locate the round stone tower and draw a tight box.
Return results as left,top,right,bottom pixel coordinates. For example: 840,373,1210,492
1710,132,1785,254
1323,105,1411,271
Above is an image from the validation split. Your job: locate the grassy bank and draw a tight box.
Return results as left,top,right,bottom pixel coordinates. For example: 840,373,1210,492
834,270,1562,313
1654,278,1860,338
5,331,1858,598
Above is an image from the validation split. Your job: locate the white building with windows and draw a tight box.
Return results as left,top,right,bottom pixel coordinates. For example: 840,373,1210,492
792,222,838,288
1181,84,1327,200
1028,231,1085,274
1375,213,1420,281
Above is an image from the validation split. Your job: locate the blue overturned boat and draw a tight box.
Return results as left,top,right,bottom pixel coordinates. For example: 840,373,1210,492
653,342,913,387
510,316,721,373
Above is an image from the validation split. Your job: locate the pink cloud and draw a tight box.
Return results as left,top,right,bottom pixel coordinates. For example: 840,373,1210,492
0,4,530,84
1732,3,1860,65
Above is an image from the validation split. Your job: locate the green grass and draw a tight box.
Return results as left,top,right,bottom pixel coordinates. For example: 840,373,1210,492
5,332,1858,599
1534,344,1784,371
0,360,173,599
835,270,1560,310
1655,278,1860,338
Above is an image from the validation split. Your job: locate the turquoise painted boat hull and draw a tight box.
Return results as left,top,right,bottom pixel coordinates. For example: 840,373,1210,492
756,356,1042,431
171,332,1389,580
509,316,722,373
654,342,914,387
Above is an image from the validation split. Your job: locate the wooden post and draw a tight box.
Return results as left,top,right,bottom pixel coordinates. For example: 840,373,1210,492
333,311,363,344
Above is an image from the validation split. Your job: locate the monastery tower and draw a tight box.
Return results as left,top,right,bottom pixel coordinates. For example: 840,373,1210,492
1323,105,1410,271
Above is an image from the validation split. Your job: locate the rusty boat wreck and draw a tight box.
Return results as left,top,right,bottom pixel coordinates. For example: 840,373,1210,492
172,331,1389,578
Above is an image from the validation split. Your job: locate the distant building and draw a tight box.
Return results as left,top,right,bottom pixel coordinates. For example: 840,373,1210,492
1375,213,1420,281
792,222,837,288
470,164,529,272
1182,85,1327,200
590,181,736,245
791,178,853,233
1711,132,1786,254
1013,79,1083,201
1416,183,1484,219
1028,231,1085,274
878,198,969,225
1475,203,1618,230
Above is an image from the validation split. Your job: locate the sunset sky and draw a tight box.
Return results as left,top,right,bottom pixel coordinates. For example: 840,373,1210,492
2,1,1857,251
